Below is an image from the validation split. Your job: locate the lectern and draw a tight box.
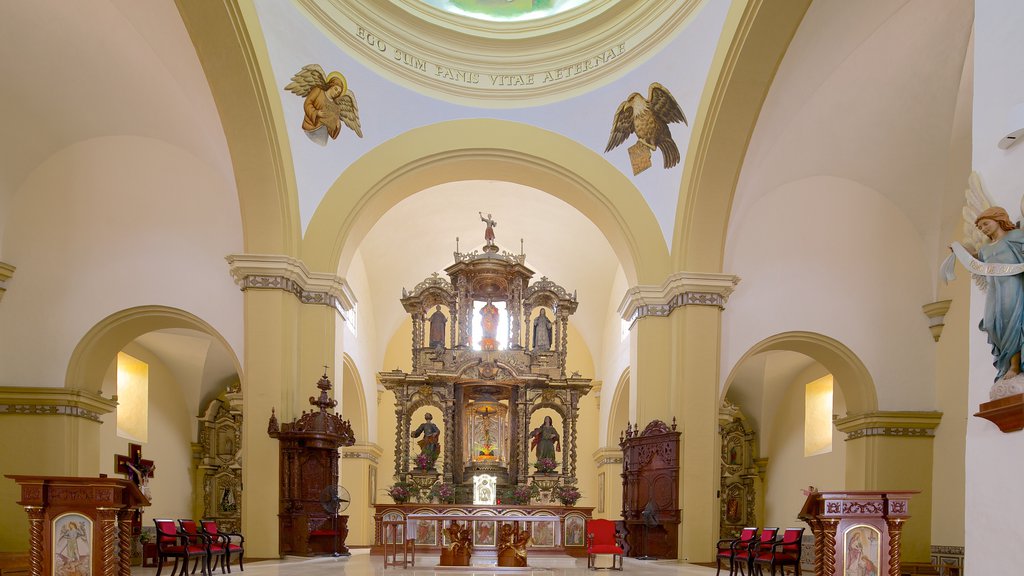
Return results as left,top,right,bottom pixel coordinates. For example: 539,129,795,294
798,489,916,576
5,475,149,576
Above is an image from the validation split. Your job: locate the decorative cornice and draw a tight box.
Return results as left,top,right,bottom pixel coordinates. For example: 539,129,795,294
592,446,623,467
834,411,943,440
226,254,356,314
618,271,740,325
0,261,14,302
341,441,384,465
0,387,117,423
931,545,964,556
921,300,952,342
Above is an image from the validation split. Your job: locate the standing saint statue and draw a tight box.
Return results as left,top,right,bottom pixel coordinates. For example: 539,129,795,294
529,415,561,461
533,309,552,351
479,212,497,246
411,412,441,467
429,306,447,349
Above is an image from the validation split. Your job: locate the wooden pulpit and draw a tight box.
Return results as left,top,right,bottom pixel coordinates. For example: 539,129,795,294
5,475,149,576
798,489,916,576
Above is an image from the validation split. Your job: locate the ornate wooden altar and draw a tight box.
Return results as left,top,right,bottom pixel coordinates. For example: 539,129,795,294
619,419,681,559
267,373,355,556
196,383,243,533
379,216,592,501
798,490,917,576
371,503,592,558
5,475,149,576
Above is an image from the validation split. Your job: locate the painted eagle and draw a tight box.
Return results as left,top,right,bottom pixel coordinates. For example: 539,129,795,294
605,82,688,172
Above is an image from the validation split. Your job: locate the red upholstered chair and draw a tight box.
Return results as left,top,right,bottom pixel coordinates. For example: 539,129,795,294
733,527,778,576
585,519,624,571
716,527,757,576
178,519,219,575
752,527,804,576
201,520,245,573
154,518,209,576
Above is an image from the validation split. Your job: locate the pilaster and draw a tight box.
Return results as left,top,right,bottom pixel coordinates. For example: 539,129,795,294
835,411,943,563
591,447,623,520
341,442,383,545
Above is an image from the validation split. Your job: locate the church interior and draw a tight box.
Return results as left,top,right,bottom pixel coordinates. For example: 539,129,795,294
0,0,1020,573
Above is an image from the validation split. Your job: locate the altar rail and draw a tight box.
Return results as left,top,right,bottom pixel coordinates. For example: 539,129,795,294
372,503,592,557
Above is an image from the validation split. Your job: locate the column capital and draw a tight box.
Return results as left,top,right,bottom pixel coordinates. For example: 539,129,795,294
618,271,740,325
834,411,943,440
592,446,623,467
342,441,384,465
0,386,116,422
226,253,356,313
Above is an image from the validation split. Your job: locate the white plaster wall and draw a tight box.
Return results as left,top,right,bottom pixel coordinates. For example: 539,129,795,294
340,249,379,443
599,267,630,446
723,176,935,411
0,137,243,389
965,2,1024,572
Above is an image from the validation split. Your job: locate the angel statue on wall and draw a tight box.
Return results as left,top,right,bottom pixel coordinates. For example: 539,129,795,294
605,82,687,176
942,172,1024,399
284,64,363,146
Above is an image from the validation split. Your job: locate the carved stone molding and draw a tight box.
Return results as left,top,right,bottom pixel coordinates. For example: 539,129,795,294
591,446,623,467
834,411,943,440
226,253,356,314
618,271,740,326
342,442,384,465
921,300,952,342
0,386,116,422
0,261,13,302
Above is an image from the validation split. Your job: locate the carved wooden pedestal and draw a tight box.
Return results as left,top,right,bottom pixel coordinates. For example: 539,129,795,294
798,490,916,576
5,476,149,576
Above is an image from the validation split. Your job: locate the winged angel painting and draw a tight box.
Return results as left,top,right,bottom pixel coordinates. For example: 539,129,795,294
605,82,687,176
943,172,1024,399
285,65,363,146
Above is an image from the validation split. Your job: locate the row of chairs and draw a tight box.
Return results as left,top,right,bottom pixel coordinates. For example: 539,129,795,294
153,519,245,576
715,527,804,576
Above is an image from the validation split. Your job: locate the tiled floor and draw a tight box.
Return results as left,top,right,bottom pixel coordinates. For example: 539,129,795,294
132,549,721,576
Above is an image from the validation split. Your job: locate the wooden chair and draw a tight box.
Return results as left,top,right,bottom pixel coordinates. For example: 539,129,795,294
716,527,757,576
733,527,778,576
200,520,245,573
752,527,804,576
178,519,219,575
154,518,209,576
586,519,624,571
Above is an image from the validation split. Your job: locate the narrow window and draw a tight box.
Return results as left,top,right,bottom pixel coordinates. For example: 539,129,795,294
116,352,149,442
804,375,833,457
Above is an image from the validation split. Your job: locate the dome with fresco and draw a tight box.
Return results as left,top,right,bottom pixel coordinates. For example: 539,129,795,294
418,0,594,22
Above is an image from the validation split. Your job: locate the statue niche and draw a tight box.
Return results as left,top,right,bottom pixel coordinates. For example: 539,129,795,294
380,215,591,500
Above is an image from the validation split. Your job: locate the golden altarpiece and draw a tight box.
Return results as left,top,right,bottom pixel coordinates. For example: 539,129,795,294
378,220,593,498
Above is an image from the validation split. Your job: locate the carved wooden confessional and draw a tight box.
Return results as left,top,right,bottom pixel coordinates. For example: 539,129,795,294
619,419,681,559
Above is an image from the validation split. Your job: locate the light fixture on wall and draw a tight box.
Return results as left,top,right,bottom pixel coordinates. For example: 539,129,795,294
998,102,1024,149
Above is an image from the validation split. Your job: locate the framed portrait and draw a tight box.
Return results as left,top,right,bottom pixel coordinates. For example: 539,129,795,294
474,520,496,546
53,513,92,576
564,514,586,547
415,519,437,546
531,520,555,547
844,525,881,576
597,472,605,514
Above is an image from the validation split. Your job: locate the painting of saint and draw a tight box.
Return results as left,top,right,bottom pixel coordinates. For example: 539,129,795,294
475,521,496,546
844,525,880,576
54,514,91,576
532,520,554,547
416,520,437,546
564,515,585,547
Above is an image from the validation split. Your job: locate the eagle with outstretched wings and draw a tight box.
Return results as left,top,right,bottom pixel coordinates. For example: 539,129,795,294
284,64,362,147
605,82,687,175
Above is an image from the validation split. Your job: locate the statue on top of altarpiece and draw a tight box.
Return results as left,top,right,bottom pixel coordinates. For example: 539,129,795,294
429,306,447,349
533,309,552,351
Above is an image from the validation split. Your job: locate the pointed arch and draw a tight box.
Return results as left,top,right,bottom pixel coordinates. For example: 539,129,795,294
721,331,877,415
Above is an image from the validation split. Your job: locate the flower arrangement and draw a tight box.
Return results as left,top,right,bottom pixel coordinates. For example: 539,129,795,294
414,452,433,470
388,482,412,504
533,457,558,474
554,484,581,506
429,482,456,504
503,483,539,506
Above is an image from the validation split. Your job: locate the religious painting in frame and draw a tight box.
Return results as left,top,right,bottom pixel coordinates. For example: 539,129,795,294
531,520,555,547
597,472,605,514
368,465,377,506
53,512,92,576
564,514,586,547
415,519,436,546
474,520,496,546
383,512,403,544
843,524,880,576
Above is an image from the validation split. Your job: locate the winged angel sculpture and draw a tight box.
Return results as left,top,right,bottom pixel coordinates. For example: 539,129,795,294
942,172,1024,398
605,82,687,176
285,65,363,146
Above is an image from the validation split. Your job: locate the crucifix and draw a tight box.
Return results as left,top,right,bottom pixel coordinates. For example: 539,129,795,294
115,443,154,495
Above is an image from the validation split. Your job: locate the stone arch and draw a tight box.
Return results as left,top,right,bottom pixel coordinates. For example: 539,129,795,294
302,119,671,286
65,305,242,391
340,354,368,440
721,331,877,415
607,368,630,446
